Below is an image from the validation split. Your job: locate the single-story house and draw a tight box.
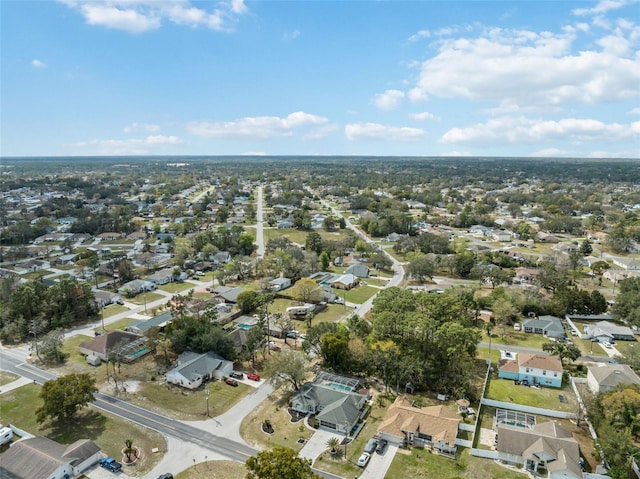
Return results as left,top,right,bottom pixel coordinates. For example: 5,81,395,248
126,231,147,241
496,421,582,479
588,321,636,342
117,279,156,296
14,259,51,274
330,273,359,290
291,374,368,434
611,256,640,271
565,313,614,323
522,315,565,340
587,363,640,394
54,253,78,266
270,277,292,292
97,232,122,241
93,290,122,308
165,351,234,389
79,330,147,363
498,351,564,388
535,232,559,243
377,395,461,456
345,264,369,278
127,311,173,335
210,286,244,303
146,269,176,285
0,436,101,479
213,251,231,265
514,267,540,285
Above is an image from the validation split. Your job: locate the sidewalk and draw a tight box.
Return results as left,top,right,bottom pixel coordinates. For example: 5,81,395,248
0,377,33,395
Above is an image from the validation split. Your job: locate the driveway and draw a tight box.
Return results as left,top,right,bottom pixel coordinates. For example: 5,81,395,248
357,444,397,479
299,428,341,464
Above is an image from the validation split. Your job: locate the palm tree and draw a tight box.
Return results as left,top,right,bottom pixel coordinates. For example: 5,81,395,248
123,439,135,462
326,437,340,455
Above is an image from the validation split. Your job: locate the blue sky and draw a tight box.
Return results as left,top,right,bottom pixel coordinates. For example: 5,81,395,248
1,0,639,158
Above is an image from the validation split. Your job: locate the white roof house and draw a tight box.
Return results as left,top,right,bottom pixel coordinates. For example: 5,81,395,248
587,364,640,394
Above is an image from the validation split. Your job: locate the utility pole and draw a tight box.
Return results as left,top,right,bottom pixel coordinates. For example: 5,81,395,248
205,385,210,417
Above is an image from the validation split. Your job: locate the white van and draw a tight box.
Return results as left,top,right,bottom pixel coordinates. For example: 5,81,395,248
0,426,13,446
513,323,521,331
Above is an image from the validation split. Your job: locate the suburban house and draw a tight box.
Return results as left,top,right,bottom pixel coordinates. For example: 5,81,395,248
0,436,101,479
270,277,292,292
586,321,636,342
213,251,231,265
79,330,149,363
611,256,640,271
498,351,564,388
522,315,566,340
330,273,359,290
97,232,122,241
514,267,540,285
127,311,174,335
126,231,147,241
377,395,461,456
496,421,582,479
291,373,369,435
345,264,369,278
14,259,50,274
93,290,122,308
565,313,614,323
210,285,244,303
146,269,176,285
587,364,640,394
117,279,156,296
165,351,234,389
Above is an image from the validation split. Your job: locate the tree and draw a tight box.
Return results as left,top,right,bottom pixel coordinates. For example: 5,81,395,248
319,331,351,371
305,232,324,255
579,239,593,256
36,329,68,365
319,251,331,271
542,341,581,366
265,350,309,391
291,278,321,303
246,446,322,479
237,290,262,314
613,277,640,327
406,254,436,282
36,373,97,424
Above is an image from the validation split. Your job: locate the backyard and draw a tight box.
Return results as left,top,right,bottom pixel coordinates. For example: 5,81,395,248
485,376,578,413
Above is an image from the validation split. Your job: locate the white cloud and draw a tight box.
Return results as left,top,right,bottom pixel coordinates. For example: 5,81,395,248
372,89,405,110
283,29,301,41
409,26,640,111
628,107,640,114
440,116,638,144
31,59,47,68
345,122,428,142
572,0,632,17
186,111,329,139
123,122,160,133
408,29,431,42
59,0,248,33
71,135,184,154
410,111,439,121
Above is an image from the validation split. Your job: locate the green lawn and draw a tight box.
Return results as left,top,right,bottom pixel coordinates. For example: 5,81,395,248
103,317,135,331
127,291,165,305
0,384,166,476
263,228,352,246
385,447,526,479
343,285,379,304
130,379,252,420
157,282,193,294
613,340,638,358
486,376,577,412
176,460,246,479
102,304,129,318
0,371,19,387
482,330,549,350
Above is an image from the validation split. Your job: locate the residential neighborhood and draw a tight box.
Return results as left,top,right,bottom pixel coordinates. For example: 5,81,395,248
1,156,639,479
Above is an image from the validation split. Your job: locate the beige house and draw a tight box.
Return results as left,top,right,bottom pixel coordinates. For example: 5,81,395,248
587,363,640,394
496,421,582,479
377,396,461,456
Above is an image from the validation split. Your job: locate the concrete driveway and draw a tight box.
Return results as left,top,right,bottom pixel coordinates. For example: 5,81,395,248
299,429,342,464
356,444,398,479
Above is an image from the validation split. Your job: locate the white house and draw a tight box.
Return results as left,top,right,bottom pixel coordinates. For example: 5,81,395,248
331,273,359,290
498,352,563,388
270,277,292,292
587,364,640,394
166,351,234,389
117,279,156,296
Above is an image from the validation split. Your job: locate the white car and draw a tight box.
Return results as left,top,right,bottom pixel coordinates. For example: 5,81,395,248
357,452,371,467
602,341,613,349
513,323,521,331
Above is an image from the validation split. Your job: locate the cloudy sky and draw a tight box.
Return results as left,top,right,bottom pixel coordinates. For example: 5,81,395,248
2,0,639,158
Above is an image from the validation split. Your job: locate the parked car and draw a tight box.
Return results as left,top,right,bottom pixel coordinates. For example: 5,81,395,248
269,343,281,351
602,341,613,349
246,372,260,381
225,378,239,387
513,323,521,331
99,458,122,472
286,330,299,339
157,474,174,479
196,271,205,276
376,439,388,454
357,452,371,467
570,329,579,336
364,438,378,454
230,371,244,380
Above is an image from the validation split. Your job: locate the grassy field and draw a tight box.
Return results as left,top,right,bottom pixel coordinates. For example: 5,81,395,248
0,371,19,387
102,304,129,318
482,330,550,350
157,282,193,294
0,384,166,477
263,228,351,245
486,376,577,412
127,291,165,305
343,285,379,304
613,340,638,358
240,390,315,452
385,447,526,479
176,460,246,479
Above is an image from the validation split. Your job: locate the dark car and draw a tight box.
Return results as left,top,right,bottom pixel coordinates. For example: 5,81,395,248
157,475,174,479
376,439,388,454
230,371,244,380
225,378,238,387
99,457,122,472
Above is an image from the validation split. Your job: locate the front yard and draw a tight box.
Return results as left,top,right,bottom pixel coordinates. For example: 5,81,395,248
342,285,379,304
482,330,551,350
175,460,246,479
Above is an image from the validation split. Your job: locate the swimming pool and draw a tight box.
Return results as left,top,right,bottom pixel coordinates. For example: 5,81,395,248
327,382,353,392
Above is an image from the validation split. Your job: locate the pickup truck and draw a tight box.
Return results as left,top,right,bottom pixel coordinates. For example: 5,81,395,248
99,457,122,472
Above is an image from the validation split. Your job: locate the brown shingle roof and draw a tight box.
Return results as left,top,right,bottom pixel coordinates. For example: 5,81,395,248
79,330,142,356
518,353,563,372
